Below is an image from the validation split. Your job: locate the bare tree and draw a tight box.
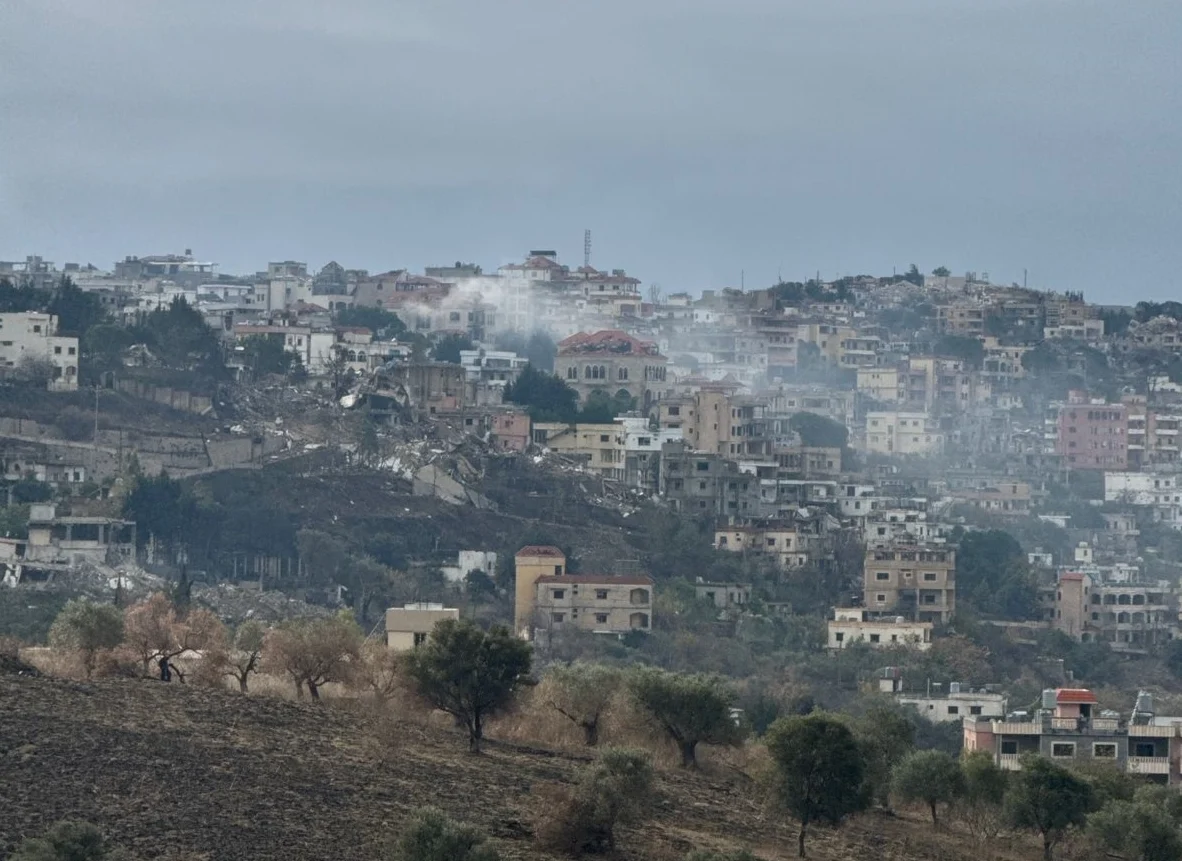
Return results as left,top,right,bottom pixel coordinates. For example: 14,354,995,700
122,592,225,681
207,620,266,693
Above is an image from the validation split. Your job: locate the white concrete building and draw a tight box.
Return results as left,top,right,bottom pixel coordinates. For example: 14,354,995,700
0,312,79,391
827,607,933,650
441,550,498,584
1105,471,1182,528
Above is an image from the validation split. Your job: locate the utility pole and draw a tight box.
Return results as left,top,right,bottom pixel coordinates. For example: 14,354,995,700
584,229,591,269
92,384,100,476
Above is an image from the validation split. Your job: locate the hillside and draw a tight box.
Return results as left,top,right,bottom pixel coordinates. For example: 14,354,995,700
0,668,1049,861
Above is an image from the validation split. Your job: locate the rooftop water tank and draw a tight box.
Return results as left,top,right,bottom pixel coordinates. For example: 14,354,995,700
1042,689,1058,710
1136,691,1155,715
949,682,961,695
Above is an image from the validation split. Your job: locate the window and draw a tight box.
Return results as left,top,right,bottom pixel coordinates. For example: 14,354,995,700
876,594,886,603
413,632,428,647
1051,743,1075,758
696,461,709,471
947,706,959,715
551,589,565,600
668,406,680,416
600,434,609,443
875,571,890,581
869,633,880,643
595,589,608,600
629,588,650,605
1000,741,1018,755
1135,742,1157,758
53,346,61,355
923,572,937,582
1093,743,1117,759
922,594,936,604
554,565,563,576
594,613,608,624
551,613,565,623
970,706,983,716
834,632,844,642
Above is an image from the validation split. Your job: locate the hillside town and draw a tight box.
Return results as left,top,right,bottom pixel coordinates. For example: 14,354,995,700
8,246,1182,857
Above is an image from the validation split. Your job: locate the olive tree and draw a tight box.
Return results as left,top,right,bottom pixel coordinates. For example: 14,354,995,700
765,714,866,858
545,662,621,746
48,600,124,678
122,592,224,680
891,749,965,826
263,612,363,700
627,667,744,767
1005,756,1095,861
406,619,532,752
538,747,654,855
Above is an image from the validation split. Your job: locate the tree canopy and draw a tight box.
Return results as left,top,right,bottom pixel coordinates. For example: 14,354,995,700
766,713,867,857
627,667,745,767
892,749,965,826
1005,756,1095,861
48,600,124,678
335,306,406,338
504,364,579,423
406,619,532,752
787,412,849,449
954,529,1040,619
431,333,475,364
934,334,985,370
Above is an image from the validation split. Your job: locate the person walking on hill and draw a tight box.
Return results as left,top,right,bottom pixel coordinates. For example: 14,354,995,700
158,655,172,682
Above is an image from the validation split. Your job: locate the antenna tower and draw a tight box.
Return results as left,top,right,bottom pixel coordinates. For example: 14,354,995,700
584,229,592,269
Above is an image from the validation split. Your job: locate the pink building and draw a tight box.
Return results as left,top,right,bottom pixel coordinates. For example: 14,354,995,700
490,410,531,452
1057,392,1128,470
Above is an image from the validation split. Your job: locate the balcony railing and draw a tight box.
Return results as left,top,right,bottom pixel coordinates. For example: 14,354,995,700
1127,756,1171,775
993,722,1040,734
998,753,1023,770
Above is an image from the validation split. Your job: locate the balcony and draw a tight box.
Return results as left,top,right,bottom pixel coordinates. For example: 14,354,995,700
1051,717,1078,731
998,753,1023,771
993,722,1040,735
1127,756,1171,775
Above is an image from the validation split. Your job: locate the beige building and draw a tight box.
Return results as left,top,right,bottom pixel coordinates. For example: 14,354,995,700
514,545,568,635
857,366,904,404
531,422,625,480
385,602,460,651
864,544,956,624
865,411,944,456
694,581,753,610
1043,571,1178,650
714,524,811,568
827,607,933,650
534,574,654,636
658,388,771,457
555,330,668,408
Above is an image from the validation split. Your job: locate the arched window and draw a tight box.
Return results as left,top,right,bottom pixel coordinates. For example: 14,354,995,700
629,612,650,629
585,365,592,379
1118,594,1132,605
618,367,628,381
629,588,650,605
1118,612,1130,624
597,365,606,380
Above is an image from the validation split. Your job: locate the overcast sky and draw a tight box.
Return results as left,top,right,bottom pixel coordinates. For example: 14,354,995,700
2,0,1179,302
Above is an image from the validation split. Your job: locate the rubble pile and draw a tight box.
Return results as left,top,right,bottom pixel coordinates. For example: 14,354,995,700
192,582,332,625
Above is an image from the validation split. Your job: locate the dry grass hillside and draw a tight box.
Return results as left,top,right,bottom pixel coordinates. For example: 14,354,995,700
0,666,1068,861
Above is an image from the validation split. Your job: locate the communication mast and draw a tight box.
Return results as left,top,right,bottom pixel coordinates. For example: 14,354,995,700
584,229,592,269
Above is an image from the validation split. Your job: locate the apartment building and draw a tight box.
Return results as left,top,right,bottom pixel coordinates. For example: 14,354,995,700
864,411,945,456
533,574,654,637
0,312,79,391
658,442,760,518
1123,396,1182,468
864,544,956,624
1044,571,1177,649
1104,471,1182,527
532,422,625,481
964,689,1182,784
513,545,568,635
713,523,811,568
935,302,985,335
1055,395,1128,470
658,388,772,458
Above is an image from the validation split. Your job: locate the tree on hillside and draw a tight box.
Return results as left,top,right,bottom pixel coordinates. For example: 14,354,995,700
241,334,300,377
503,364,579,423
538,747,653,855
787,412,848,449
1089,798,1182,861
959,751,1009,840
765,713,867,857
934,334,985,369
262,612,363,700
211,620,266,693
0,277,52,313
627,667,745,767
431,333,475,364
494,330,557,372
122,593,224,681
903,264,923,286
406,619,532,752
335,306,406,339
955,530,1039,619
135,297,226,376
578,388,635,424
1005,756,1095,861
892,749,965,826
9,821,123,861
391,807,500,861
851,704,915,808
48,276,106,337
932,266,951,278
545,662,622,746
48,600,124,678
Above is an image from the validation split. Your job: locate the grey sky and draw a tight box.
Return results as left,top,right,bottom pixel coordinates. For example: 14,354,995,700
1,0,1179,302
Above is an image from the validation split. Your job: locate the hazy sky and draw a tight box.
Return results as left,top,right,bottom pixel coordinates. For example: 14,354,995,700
2,0,1179,302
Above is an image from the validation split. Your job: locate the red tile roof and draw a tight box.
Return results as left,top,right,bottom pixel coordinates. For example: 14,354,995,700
557,329,662,357
1060,572,1085,582
1056,688,1098,704
515,545,565,558
536,574,654,586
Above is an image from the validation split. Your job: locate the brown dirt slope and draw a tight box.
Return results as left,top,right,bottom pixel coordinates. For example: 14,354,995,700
0,671,1039,861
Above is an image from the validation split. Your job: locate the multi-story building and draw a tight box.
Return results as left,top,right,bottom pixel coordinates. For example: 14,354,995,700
1104,471,1182,527
513,545,569,636
1055,394,1128,470
935,302,985,336
533,573,654,638
864,411,945,456
555,330,668,409
658,388,772,458
864,544,956,624
1044,571,1178,650
0,312,79,391
658,442,760,518
964,688,1182,784
531,422,625,481
713,523,812,568
876,671,1007,723
1123,396,1182,468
